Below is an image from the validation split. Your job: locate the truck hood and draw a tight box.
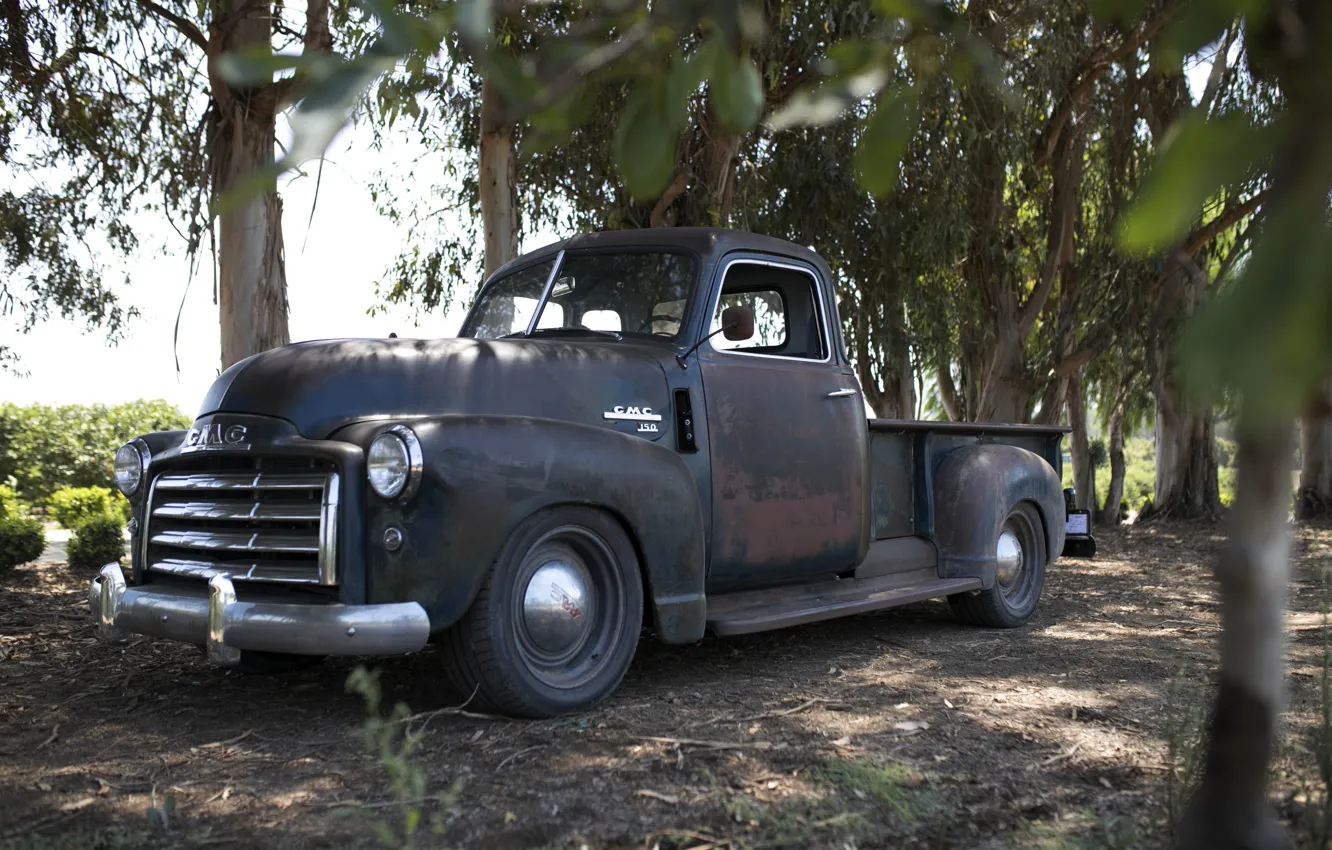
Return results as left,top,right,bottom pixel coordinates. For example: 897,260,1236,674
198,337,675,441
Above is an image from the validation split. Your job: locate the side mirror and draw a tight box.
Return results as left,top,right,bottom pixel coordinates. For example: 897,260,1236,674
721,305,755,341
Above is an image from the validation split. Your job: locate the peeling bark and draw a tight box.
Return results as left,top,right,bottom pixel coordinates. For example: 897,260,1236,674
1098,397,1126,526
480,76,519,278
1068,373,1094,513
1296,382,1332,520
208,0,293,369
1143,361,1222,521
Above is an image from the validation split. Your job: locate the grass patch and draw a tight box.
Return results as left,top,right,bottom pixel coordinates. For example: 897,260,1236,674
0,826,159,850
1021,810,1139,850
718,757,946,849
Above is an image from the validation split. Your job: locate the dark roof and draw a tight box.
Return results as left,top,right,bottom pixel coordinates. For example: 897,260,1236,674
488,227,827,282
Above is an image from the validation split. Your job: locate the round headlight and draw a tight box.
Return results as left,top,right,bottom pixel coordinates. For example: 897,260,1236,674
114,443,143,496
368,427,421,500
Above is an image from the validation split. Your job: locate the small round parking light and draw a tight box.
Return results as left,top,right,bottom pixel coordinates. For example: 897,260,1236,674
114,443,143,496
367,426,423,501
383,527,404,552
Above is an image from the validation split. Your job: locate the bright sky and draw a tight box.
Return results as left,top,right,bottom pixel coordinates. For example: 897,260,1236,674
0,120,561,415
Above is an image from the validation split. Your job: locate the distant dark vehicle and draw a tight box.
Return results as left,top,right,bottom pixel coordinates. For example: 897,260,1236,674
92,228,1095,718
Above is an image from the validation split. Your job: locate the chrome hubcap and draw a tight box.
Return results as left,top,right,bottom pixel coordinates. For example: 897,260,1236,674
521,559,594,659
996,528,1024,588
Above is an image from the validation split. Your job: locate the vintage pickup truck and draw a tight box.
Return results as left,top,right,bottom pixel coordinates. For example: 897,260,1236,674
92,227,1094,717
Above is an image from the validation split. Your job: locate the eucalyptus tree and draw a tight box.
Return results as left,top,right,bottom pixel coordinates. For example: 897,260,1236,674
0,0,341,370
1296,385,1332,519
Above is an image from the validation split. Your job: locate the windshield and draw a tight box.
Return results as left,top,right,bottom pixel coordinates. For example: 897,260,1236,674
461,250,697,341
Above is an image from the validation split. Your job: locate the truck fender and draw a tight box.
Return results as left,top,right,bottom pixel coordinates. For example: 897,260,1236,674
349,415,707,644
931,444,1065,589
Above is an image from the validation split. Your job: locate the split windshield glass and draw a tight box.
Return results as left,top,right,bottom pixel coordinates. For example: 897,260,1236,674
461,250,697,341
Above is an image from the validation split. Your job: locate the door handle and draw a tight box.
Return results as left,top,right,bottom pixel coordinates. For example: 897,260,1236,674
826,389,858,398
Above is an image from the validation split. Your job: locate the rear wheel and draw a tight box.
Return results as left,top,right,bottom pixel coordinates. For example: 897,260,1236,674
439,506,643,718
949,501,1046,628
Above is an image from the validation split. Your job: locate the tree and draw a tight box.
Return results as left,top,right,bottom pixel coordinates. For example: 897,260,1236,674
0,0,336,371
1295,382,1332,520
1115,1,1331,844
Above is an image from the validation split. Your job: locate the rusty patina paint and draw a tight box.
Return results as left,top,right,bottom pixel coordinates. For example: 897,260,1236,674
698,352,867,587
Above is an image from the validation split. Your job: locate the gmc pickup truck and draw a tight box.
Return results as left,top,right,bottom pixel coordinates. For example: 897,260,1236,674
92,227,1094,718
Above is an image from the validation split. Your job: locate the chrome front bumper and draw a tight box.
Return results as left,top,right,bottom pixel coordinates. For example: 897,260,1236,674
89,565,430,665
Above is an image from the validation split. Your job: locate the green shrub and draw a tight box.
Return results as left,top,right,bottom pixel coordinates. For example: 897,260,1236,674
0,516,46,572
48,486,116,529
67,513,126,571
0,399,190,503
0,483,26,519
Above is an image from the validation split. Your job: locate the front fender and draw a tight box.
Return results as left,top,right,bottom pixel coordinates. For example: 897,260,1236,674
340,415,707,644
932,444,1065,588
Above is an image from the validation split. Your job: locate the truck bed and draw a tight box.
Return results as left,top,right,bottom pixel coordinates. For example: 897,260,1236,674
866,419,1068,541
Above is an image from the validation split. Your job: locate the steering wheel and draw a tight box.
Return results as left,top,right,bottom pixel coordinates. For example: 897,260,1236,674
636,314,680,335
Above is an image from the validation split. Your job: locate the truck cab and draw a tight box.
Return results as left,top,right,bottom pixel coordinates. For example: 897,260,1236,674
92,228,1093,718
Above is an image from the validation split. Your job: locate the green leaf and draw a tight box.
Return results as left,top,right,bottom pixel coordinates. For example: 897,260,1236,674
484,51,539,108
1086,0,1149,25
279,57,395,171
854,87,921,196
214,48,305,88
663,40,721,130
1152,0,1251,71
1117,113,1275,254
614,83,679,199
711,52,764,135
1178,209,1332,421
768,67,889,130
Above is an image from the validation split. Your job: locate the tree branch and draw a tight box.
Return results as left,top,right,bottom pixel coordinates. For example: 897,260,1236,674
1185,188,1270,256
499,15,655,123
648,172,691,227
936,364,963,422
138,0,208,50
1033,8,1172,169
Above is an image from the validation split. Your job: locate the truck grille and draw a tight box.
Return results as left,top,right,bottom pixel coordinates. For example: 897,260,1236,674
143,457,338,586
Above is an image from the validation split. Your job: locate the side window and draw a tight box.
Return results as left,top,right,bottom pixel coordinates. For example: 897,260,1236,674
709,263,826,359
711,290,787,351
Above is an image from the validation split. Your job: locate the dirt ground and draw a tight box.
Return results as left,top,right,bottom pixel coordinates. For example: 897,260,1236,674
3,523,1332,850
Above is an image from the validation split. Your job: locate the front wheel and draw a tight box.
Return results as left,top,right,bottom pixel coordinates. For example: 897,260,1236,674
438,507,644,718
949,501,1047,628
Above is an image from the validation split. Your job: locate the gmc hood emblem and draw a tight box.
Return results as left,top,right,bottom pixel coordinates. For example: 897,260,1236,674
183,422,251,451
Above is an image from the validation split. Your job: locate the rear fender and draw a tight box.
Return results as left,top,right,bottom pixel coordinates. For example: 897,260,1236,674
931,444,1065,588
340,415,707,644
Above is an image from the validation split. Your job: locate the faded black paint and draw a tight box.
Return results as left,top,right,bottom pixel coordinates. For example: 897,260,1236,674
132,227,1084,657
931,444,1066,588
335,415,707,644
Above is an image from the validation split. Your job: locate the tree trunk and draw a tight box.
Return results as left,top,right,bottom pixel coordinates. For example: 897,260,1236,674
674,106,740,228
1179,416,1293,850
479,76,519,278
208,0,290,370
1098,398,1126,526
1143,364,1221,521
1295,381,1332,520
1068,373,1094,513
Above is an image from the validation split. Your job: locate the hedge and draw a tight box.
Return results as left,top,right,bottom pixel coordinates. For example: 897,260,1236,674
67,514,127,572
0,400,190,504
0,516,46,572
0,484,26,520
48,486,116,529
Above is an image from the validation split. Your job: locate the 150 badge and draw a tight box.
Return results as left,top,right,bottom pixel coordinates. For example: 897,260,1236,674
603,405,662,434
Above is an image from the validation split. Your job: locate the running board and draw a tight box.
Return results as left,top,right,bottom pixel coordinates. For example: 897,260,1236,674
705,568,982,636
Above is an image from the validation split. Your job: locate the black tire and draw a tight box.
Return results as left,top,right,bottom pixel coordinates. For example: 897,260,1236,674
949,501,1047,628
438,506,644,718
236,650,324,676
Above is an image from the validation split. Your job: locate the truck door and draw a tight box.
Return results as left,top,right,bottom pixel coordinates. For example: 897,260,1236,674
698,257,867,586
